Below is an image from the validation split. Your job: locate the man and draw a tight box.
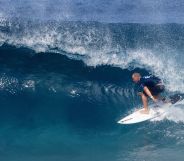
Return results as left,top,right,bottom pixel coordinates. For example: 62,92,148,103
132,73,165,114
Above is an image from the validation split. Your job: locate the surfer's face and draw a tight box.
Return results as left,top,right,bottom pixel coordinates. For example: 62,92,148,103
132,75,140,83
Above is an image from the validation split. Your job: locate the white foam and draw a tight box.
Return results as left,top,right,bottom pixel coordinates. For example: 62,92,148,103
151,100,184,123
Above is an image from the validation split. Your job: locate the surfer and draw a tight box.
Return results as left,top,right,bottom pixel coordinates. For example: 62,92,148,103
132,73,165,114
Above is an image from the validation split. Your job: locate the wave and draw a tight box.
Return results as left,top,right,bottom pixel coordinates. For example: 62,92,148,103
1,2,184,160
1,20,184,93
1,44,184,124
0,23,184,161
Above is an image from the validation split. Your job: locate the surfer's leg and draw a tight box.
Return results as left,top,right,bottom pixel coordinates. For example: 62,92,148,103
140,93,149,114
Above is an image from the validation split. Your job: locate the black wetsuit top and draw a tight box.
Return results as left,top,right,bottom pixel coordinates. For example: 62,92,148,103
137,75,163,94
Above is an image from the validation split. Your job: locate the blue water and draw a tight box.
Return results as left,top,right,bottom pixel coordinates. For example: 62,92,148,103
1,1,184,161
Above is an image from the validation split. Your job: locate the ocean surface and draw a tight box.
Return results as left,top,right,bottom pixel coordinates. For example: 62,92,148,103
1,2,184,160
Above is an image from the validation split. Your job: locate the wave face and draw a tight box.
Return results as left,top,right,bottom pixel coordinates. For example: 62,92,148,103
1,19,184,160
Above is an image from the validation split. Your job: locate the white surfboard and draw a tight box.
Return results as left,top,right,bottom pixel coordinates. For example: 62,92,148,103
118,94,183,125
117,108,165,125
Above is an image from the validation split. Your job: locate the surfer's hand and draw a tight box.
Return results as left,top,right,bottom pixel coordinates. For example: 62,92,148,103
152,97,158,102
150,96,157,102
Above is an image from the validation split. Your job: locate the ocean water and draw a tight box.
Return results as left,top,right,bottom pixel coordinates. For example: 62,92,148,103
1,1,184,161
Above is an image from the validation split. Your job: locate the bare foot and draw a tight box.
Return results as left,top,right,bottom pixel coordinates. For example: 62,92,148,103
140,109,149,114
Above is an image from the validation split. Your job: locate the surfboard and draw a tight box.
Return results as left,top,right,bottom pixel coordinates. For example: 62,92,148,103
118,94,183,125
117,107,165,124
